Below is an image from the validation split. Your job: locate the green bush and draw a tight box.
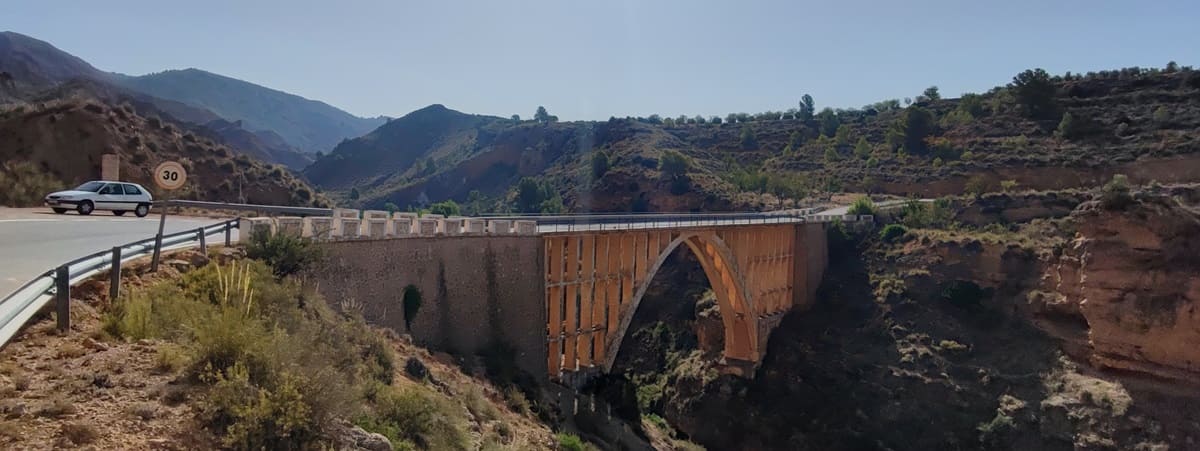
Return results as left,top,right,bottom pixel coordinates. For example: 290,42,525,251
557,432,587,451
847,196,877,216
359,386,468,450
0,161,65,207
244,228,324,278
429,200,460,217
103,260,398,449
879,224,908,243
1100,174,1133,210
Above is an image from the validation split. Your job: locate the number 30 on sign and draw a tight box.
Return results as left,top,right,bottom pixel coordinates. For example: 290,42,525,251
153,161,187,190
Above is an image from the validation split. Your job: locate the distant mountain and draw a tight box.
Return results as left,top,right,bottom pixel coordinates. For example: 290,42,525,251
0,30,385,157
112,68,387,153
0,31,104,91
304,104,505,190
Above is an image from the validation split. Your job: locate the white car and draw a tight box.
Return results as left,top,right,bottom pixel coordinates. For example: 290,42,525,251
44,181,154,217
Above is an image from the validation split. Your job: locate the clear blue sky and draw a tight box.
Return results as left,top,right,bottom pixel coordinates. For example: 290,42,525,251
6,0,1197,120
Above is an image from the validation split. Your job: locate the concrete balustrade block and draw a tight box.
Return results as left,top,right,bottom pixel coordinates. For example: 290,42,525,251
442,218,464,236
307,217,334,239
514,220,538,235
860,215,875,223
363,210,390,219
244,217,276,237
487,220,512,235
842,214,856,222
391,218,413,236
275,217,304,236
464,219,486,235
417,218,439,236
340,219,361,239
334,208,360,218
365,218,388,238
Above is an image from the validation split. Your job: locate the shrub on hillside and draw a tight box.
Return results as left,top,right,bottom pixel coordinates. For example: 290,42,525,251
103,260,405,449
847,196,877,216
590,151,610,179
879,224,908,243
429,200,460,217
0,161,64,207
1100,174,1133,210
244,229,324,278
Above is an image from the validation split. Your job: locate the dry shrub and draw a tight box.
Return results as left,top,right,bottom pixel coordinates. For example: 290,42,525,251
60,422,97,445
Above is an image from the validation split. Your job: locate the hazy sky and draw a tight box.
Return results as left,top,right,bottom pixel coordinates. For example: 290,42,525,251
6,0,1197,120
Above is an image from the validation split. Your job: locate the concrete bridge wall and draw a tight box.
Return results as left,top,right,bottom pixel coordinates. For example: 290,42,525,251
312,236,548,378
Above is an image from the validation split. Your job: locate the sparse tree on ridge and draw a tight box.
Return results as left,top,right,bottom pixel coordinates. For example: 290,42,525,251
922,86,941,101
1010,68,1057,119
535,106,551,123
799,94,815,121
511,114,521,122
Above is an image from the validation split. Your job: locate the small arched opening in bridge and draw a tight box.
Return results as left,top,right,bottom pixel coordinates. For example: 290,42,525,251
603,232,758,371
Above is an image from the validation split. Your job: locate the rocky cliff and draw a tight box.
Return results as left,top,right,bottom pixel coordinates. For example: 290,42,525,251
1051,196,1200,382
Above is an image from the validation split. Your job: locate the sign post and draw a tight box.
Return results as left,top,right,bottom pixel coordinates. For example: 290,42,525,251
150,161,188,272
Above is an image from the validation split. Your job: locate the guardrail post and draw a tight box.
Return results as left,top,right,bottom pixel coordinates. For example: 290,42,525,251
197,228,207,254
151,201,168,272
109,247,121,302
224,221,232,246
55,265,69,332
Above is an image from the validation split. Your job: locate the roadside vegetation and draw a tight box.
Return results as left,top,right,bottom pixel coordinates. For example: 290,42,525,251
98,231,541,449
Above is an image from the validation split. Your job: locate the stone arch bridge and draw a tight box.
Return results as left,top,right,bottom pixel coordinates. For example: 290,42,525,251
282,210,860,382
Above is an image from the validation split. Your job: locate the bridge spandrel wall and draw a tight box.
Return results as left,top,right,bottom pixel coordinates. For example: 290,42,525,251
313,236,547,378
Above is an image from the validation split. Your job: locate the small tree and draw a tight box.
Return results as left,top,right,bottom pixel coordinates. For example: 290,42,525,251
1000,180,1018,192
1056,112,1081,139
725,113,737,124
534,106,551,123
711,116,722,124
590,151,610,179
823,146,840,163
1152,106,1169,126
799,94,815,121
429,200,460,216
835,124,852,146
739,125,758,149
349,187,360,200
817,108,839,137
922,86,941,101
659,150,690,178
847,196,877,215
1100,174,1132,210
964,175,988,198
1011,68,1057,119
383,202,399,214
510,114,521,122
694,115,706,124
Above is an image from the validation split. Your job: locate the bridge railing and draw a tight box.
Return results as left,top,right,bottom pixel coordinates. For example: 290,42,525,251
0,219,239,349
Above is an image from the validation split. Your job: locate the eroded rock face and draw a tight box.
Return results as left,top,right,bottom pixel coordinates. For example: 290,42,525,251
1065,197,1200,382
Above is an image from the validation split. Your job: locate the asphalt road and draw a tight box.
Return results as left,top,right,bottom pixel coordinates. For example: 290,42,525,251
0,208,230,299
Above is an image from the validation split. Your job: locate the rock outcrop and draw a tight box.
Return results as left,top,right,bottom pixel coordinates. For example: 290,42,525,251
1059,196,1200,382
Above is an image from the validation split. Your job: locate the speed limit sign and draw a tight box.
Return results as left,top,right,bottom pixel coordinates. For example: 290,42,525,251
153,161,187,190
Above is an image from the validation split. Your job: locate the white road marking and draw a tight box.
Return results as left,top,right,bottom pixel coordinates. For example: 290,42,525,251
0,218,149,223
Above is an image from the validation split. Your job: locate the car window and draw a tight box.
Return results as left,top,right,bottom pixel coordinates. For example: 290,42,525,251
99,184,121,195
75,181,105,192
122,184,142,195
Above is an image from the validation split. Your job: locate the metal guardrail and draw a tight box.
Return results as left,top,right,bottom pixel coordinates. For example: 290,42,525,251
0,218,239,348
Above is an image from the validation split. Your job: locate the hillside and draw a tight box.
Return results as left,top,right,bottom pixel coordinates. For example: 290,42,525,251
0,31,383,162
0,95,327,207
113,68,387,153
310,66,1200,213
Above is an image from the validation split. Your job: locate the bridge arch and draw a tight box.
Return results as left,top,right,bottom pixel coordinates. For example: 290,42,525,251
602,231,758,371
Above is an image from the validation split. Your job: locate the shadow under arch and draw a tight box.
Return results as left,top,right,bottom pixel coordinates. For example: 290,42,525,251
602,231,759,371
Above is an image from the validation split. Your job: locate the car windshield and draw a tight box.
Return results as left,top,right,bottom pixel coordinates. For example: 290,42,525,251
73,181,105,192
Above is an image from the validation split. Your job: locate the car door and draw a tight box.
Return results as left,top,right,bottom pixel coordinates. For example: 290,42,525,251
121,183,146,207
95,183,126,211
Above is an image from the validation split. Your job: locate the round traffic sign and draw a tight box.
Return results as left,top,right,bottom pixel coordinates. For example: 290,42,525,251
153,161,187,190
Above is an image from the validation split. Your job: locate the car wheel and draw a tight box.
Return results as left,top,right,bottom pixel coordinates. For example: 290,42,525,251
77,201,94,215
134,204,150,218
113,210,126,216
52,208,67,214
